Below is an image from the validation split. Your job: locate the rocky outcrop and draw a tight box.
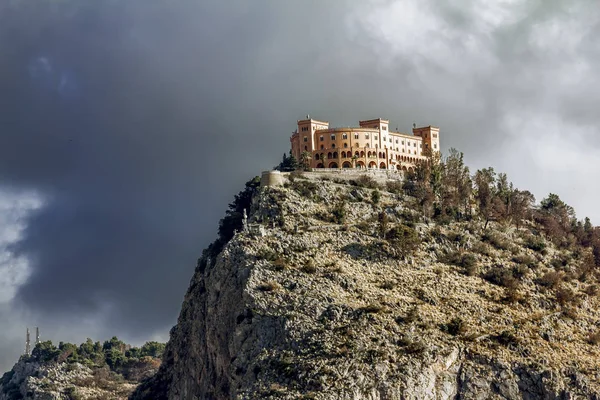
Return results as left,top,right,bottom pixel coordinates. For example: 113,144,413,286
0,359,138,400
134,173,600,399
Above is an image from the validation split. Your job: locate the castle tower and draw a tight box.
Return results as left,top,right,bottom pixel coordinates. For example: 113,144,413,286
412,125,440,155
293,115,329,162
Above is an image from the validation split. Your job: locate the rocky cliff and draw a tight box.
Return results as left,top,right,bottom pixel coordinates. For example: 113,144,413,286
134,171,600,399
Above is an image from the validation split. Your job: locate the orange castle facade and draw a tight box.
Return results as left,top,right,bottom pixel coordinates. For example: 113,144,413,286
290,116,440,171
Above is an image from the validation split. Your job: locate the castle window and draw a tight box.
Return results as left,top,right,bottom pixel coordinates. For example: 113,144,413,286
365,133,369,139
303,136,308,142
402,141,405,145
315,154,319,160
304,145,308,151
331,134,336,140
320,135,324,141
382,126,387,131
383,136,386,142
354,133,359,139
434,144,437,149
389,137,392,142
420,143,422,147
332,143,336,148
343,143,348,148
413,143,416,147
320,145,324,150
342,133,348,139
374,135,378,140
395,139,398,144
301,126,309,132
433,134,438,138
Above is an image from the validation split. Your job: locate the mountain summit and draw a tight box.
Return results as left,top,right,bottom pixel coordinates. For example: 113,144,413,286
132,167,600,400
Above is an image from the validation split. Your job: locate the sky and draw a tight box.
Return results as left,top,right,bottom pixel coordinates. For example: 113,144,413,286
1,0,600,371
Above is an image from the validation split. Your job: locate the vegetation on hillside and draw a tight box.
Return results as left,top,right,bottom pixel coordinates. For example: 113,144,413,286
0,337,165,395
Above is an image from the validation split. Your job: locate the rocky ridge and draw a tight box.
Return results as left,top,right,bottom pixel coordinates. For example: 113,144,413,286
136,171,600,399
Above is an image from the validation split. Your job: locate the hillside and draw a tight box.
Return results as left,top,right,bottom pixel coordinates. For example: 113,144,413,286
0,338,163,400
132,165,600,399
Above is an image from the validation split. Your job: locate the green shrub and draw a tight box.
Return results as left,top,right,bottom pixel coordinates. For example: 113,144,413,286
385,224,420,256
441,251,478,276
482,232,511,251
471,241,494,257
386,180,403,194
512,254,537,269
331,203,346,224
371,189,381,204
256,248,278,261
524,235,546,252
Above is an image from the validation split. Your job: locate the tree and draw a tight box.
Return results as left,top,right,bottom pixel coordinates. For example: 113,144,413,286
537,193,577,247
276,151,298,172
473,168,497,229
300,151,312,171
509,189,535,229
441,149,472,220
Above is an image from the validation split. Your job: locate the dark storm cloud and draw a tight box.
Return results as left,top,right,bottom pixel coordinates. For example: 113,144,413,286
1,0,600,370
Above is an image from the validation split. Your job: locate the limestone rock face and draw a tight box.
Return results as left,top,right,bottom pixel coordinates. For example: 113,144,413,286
134,174,600,400
0,359,138,400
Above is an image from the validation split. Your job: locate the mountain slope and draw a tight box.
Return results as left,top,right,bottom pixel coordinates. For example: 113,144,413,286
133,171,600,399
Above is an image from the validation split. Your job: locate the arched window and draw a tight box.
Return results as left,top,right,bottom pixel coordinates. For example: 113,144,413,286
321,145,324,150
360,151,365,157
304,145,308,151
314,154,319,160
333,152,338,159
332,143,336,148
327,152,333,159
343,143,348,148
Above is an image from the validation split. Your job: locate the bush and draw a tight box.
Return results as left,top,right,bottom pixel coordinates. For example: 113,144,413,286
302,260,317,274
354,175,379,189
331,203,346,224
256,281,280,292
491,331,519,347
360,304,385,314
371,189,381,204
441,251,478,275
538,271,562,289
555,285,578,306
386,180,403,194
256,248,278,261
482,232,511,251
524,235,546,252
471,241,494,257
587,332,600,345
512,254,537,269
385,224,421,256
483,266,518,289
440,317,466,336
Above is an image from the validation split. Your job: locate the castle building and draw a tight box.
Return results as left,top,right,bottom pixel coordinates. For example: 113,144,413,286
290,116,440,171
